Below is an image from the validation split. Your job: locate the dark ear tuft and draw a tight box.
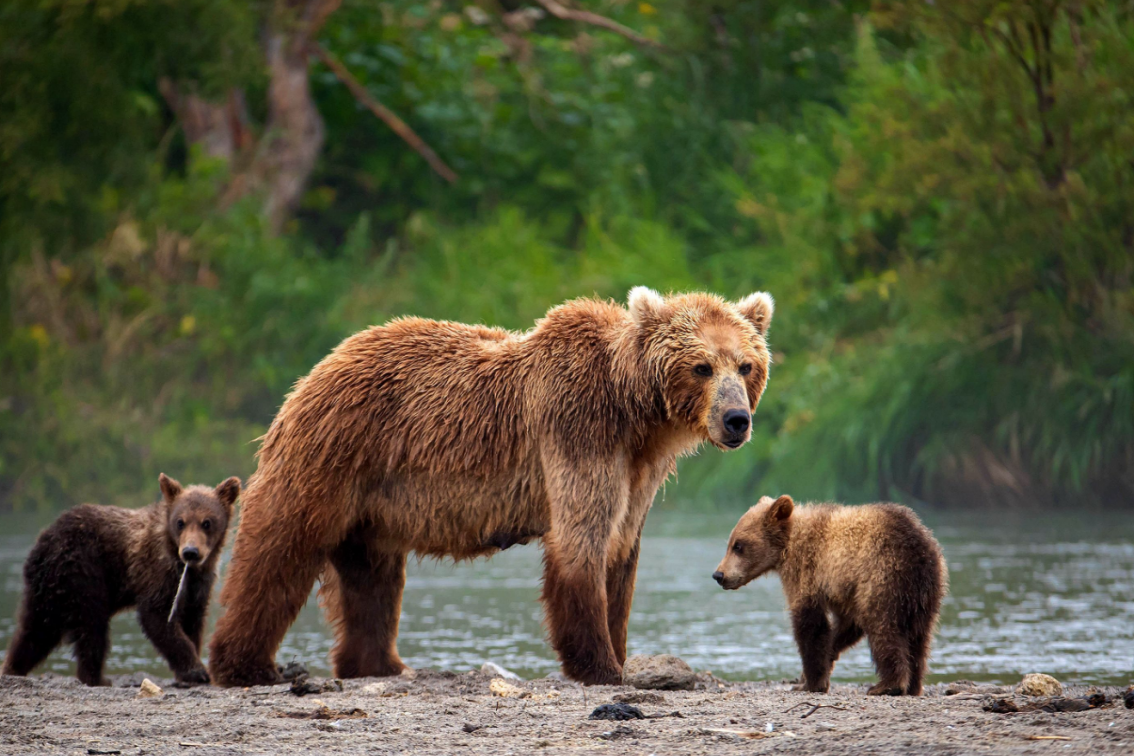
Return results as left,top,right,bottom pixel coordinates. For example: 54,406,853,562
737,292,775,335
214,477,241,512
159,473,183,502
769,494,794,521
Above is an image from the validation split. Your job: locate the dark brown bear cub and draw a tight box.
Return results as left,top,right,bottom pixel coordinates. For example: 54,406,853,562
713,495,946,696
2,474,239,686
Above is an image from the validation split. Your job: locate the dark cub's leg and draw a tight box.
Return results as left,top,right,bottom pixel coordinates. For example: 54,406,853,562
2,602,64,677
138,597,209,684
323,527,408,678
72,613,112,687
791,602,833,693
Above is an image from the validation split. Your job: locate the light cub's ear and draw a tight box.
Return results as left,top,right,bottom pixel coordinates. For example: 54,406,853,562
628,286,669,326
768,494,794,521
159,473,183,503
214,476,241,514
737,291,774,335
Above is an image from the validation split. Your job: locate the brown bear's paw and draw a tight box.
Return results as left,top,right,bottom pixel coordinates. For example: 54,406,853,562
210,662,283,688
564,662,623,687
174,666,211,686
793,680,830,694
867,683,905,696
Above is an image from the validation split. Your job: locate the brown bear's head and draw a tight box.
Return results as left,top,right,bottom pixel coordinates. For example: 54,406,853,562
629,287,773,451
713,494,793,590
158,473,240,569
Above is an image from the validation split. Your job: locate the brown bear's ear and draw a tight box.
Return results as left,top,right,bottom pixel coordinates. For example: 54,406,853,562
214,477,241,513
628,286,670,326
737,291,774,336
768,494,794,521
159,473,183,502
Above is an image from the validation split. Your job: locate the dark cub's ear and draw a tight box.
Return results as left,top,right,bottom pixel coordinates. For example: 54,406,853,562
736,292,775,336
628,286,671,326
159,473,183,503
768,494,794,522
214,477,241,514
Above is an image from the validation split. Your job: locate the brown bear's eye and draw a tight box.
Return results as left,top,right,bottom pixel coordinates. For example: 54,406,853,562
201,520,211,532
176,519,185,531
694,363,713,378
732,542,744,555
739,363,752,376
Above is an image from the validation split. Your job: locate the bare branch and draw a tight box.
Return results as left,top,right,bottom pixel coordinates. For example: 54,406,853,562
534,0,668,50
310,43,458,184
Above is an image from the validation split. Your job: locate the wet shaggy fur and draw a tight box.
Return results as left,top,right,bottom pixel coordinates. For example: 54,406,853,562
714,495,947,696
2,475,239,686
209,288,775,687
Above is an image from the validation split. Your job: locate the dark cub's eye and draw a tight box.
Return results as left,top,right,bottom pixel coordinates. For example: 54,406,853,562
739,363,753,376
732,542,744,555
176,519,185,531
201,519,211,532
694,363,713,378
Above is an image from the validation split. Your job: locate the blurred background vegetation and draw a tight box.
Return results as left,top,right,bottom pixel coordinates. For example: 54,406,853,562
1,0,1131,513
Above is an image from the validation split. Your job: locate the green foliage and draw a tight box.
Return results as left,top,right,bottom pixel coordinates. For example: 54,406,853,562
1,0,1131,511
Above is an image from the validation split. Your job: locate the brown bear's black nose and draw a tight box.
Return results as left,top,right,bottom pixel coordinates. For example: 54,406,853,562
181,546,201,563
712,571,725,585
723,409,750,434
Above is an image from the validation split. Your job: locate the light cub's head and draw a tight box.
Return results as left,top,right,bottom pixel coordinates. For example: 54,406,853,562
629,287,774,451
159,473,240,569
713,494,794,590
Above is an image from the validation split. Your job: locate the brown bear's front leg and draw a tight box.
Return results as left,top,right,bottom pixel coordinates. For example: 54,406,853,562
208,495,330,687
605,535,641,666
791,601,833,693
322,527,408,679
542,545,622,686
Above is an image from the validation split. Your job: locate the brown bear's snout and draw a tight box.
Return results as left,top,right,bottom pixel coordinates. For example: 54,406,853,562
722,409,750,446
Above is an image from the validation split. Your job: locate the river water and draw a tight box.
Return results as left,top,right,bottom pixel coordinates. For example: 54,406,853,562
1,508,1131,685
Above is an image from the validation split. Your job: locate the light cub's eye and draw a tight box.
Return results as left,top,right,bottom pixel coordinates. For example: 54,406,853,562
732,542,744,555
739,363,753,376
176,519,185,531
694,363,713,378
201,520,211,532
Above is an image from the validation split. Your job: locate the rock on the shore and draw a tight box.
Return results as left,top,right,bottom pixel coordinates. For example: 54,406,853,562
481,662,521,681
1016,673,1062,697
136,679,163,699
622,654,696,691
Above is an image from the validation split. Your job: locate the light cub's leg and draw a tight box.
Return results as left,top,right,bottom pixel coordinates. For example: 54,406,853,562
866,621,911,696
791,602,833,693
322,526,408,679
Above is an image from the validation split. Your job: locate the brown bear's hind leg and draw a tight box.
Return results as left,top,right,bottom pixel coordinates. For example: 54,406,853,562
791,602,833,693
209,504,328,687
605,536,641,666
829,616,864,665
323,528,408,678
72,614,111,687
2,603,64,677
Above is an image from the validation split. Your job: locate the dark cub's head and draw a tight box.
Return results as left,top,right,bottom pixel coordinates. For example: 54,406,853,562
713,494,794,590
158,473,240,568
629,287,774,451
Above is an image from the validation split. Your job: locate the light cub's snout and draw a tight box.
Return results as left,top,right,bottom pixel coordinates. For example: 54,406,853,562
712,570,725,585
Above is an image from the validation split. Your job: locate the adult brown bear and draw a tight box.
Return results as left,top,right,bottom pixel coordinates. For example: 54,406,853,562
209,288,775,686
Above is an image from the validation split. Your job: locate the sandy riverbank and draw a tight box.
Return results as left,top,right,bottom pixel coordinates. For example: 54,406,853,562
1,669,1131,755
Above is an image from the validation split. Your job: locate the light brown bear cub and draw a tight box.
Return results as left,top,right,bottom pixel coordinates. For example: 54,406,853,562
714,495,946,696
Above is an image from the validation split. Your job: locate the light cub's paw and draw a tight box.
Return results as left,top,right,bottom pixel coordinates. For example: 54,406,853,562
793,680,830,693
867,683,904,696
